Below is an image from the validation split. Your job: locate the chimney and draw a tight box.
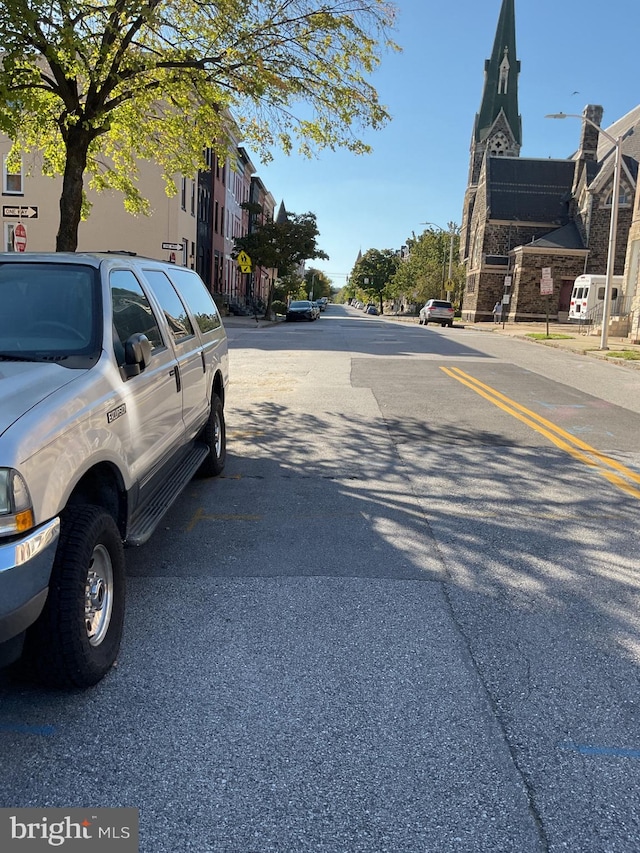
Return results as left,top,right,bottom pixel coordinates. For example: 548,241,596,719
577,104,603,162
571,104,603,199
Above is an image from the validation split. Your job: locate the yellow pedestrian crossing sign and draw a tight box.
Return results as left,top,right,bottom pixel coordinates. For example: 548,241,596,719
237,251,252,273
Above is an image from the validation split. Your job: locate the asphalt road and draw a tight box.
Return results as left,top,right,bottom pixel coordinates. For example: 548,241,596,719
2,304,640,852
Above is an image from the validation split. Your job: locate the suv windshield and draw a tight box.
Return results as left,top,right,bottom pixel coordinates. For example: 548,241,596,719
0,262,101,363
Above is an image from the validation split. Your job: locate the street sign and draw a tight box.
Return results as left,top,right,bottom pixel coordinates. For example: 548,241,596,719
540,267,553,295
3,205,38,219
237,250,252,273
162,242,183,251
13,222,27,252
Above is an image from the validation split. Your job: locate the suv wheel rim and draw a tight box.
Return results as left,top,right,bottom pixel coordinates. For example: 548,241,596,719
214,411,222,456
85,544,114,647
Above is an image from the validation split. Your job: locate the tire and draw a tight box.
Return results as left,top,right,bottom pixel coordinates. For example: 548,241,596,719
25,506,125,688
418,318,423,325
441,322,446,327
198,393,226,477
448,321,454,328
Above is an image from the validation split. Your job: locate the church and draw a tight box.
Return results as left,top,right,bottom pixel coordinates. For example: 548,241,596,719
460,0,640,324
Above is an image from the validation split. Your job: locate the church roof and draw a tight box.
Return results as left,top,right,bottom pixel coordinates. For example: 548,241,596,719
487,157,575,223
597,104,640,162
275,200,288,224
474,0,521,145
527,221,586,251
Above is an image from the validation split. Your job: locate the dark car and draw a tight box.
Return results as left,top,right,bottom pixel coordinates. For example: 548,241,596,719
286,300,316,322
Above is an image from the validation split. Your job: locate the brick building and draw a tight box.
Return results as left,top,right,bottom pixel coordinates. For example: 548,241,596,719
460,0,640,323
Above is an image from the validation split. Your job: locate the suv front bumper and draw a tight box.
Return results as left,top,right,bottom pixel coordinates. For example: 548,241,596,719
0,518,60,658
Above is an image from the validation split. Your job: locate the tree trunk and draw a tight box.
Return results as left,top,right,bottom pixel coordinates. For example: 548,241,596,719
56,126,92,252
264,277,275,320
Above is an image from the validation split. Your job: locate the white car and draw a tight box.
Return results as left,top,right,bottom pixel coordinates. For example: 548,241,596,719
419,299,455,327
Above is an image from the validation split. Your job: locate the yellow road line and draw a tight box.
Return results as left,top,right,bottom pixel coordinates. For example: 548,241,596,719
441,366,640,500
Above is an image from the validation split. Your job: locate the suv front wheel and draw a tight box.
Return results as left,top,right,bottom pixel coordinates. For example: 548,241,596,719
25,506,125,688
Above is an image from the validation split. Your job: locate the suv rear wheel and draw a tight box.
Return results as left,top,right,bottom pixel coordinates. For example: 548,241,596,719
25,506,125,688
198,393,226,477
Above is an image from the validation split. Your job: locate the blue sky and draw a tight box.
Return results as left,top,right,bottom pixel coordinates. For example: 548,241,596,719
245,0,638,289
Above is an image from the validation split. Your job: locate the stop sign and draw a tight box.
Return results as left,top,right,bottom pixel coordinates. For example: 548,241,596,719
14,222,27,252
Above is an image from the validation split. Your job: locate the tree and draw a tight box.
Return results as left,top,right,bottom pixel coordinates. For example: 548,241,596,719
304,267,332,300
234,210,328,316
390,226,465,309
350,248,399,314
0,1,398,251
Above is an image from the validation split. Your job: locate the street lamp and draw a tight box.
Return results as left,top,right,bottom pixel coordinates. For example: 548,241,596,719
545,112,624,350
420,222,456,300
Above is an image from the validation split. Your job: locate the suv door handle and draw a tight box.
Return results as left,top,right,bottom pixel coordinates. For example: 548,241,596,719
169,365,181,392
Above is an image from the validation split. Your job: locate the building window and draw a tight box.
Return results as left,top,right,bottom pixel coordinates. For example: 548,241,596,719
180,177,187,210
3,155,23,194
190,181,195,216
605,182,631,207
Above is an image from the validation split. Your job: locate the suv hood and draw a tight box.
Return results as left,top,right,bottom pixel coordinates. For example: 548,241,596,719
0,362,82,437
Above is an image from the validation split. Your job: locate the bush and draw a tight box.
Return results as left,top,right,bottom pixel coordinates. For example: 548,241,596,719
271,300,287,316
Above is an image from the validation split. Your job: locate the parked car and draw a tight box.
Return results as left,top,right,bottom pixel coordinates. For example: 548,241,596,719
365,305,378,315
419,299,455,327
286,300,316,321
317,297,328,311
311,301,321,319
0,252,228,687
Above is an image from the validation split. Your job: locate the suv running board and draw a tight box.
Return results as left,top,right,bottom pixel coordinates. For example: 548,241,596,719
126,444,209,546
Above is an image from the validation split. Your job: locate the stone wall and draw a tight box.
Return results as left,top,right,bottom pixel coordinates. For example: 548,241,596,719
510,249,586,320
586,199,633,275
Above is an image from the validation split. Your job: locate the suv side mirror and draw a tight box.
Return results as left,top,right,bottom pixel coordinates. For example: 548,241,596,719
123,333,152,377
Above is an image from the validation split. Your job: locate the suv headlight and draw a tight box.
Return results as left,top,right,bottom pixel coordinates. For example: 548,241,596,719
0,469,35,535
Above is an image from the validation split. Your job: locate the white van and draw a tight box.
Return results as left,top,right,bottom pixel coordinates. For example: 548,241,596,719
568,274,624,322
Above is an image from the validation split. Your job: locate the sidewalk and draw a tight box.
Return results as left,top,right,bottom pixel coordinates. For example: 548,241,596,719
469,320,640,365
222,313,281,329
381,313,640,367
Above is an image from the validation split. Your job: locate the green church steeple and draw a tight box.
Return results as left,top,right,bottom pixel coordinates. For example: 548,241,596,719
474,0,521,146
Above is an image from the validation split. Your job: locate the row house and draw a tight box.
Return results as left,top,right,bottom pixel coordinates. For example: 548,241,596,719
246,169,276,306
0,129,278,310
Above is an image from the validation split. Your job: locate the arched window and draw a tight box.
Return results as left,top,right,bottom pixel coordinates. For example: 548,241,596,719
605,182,631,207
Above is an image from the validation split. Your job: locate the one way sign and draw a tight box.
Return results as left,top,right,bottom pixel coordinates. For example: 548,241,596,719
3,205,38,219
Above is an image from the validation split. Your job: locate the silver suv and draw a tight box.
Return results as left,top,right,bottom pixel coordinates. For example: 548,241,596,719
0,253,228,687
419,299,455,327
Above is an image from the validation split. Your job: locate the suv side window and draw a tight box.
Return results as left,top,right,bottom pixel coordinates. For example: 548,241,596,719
111,270,164,362
165,267,222,334
143,269,195,343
